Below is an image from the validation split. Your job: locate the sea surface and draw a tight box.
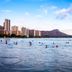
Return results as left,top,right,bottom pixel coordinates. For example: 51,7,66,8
0,38,72,72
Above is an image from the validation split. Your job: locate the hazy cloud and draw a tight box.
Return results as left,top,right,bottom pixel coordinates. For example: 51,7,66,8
38,5,49,16
55,5,72,19
25,12,30,16
35,14,42,18
38,5,58,16
0,10,12,13
49,5,58,10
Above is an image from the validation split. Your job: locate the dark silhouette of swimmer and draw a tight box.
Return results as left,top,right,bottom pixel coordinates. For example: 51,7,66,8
29,41,32,46
5,40,7,44
1,40,2,42
53,42,55,44
39,42,41,44
56,45,58,48
14,42,18,45
15,42,18,45
66,42,69,44
45,45,48,48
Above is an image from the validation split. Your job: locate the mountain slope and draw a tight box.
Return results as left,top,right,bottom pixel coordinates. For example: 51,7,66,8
41,29,68,37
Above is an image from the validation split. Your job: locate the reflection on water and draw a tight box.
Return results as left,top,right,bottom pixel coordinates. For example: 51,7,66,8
0,38,72,72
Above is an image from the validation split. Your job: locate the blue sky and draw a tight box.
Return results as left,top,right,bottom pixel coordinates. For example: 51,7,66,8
0,0,72,34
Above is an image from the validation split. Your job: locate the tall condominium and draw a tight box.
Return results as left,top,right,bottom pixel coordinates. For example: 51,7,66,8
26,29,29,37
3,19,10,35
21,27,26,36
29,29,41,37
11,26,18,35
21,27,29,37
29,30,35,37
17,30,21,36
35,30,41,37
0,25,4,35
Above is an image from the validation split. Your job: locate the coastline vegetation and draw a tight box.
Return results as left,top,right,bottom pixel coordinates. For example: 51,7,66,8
0,34,72,38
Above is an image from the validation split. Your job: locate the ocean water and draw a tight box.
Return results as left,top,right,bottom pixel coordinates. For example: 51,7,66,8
0,38,72,72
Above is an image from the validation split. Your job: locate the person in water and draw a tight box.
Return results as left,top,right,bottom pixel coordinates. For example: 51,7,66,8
1,40,2,42
29,41,32,46
45,45,48,48
5,40,7,44
14,42,18,45
15,42,18,45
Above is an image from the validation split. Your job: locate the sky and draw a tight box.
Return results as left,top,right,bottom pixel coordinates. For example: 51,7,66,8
0,0,72,35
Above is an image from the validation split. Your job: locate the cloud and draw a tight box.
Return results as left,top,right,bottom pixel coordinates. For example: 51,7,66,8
42,9,48,15
38,5,49,16
24,12,30,16
0,10,12,13
50,6,58,10
35,14,42,18
55,5,72,19
38,5,58,16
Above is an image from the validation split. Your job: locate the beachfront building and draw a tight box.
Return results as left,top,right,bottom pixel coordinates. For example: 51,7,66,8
21,27,26,36
21,27,29,37
26,28,29,37
29,29,35,37
35,30,41,37
11,26,18,36
3,19,10,35
0,25,4,35
17,30,21,36
39,31,41,37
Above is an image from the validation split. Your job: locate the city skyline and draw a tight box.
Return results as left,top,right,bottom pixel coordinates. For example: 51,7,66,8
0,0,72,35
0,19,42,37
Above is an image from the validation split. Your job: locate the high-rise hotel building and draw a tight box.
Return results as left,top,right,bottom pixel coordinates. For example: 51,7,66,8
29,30,36,37
3,19,10,35
11,26,18,35
0,25,4,35
29,29,41,37
35,30,41,37
21,27,26,36
21,27,29,37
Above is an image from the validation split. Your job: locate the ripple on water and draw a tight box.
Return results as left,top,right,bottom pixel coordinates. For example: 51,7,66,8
0,38,72,72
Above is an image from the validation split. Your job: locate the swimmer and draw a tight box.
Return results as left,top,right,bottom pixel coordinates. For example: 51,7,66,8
5,40,7,44
14,42,18,45
29,41,32,46
53,42,55,44
45,45,48,48
1,40,2,42
15,42,18,45
56,45,58,48
66,42,69,44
